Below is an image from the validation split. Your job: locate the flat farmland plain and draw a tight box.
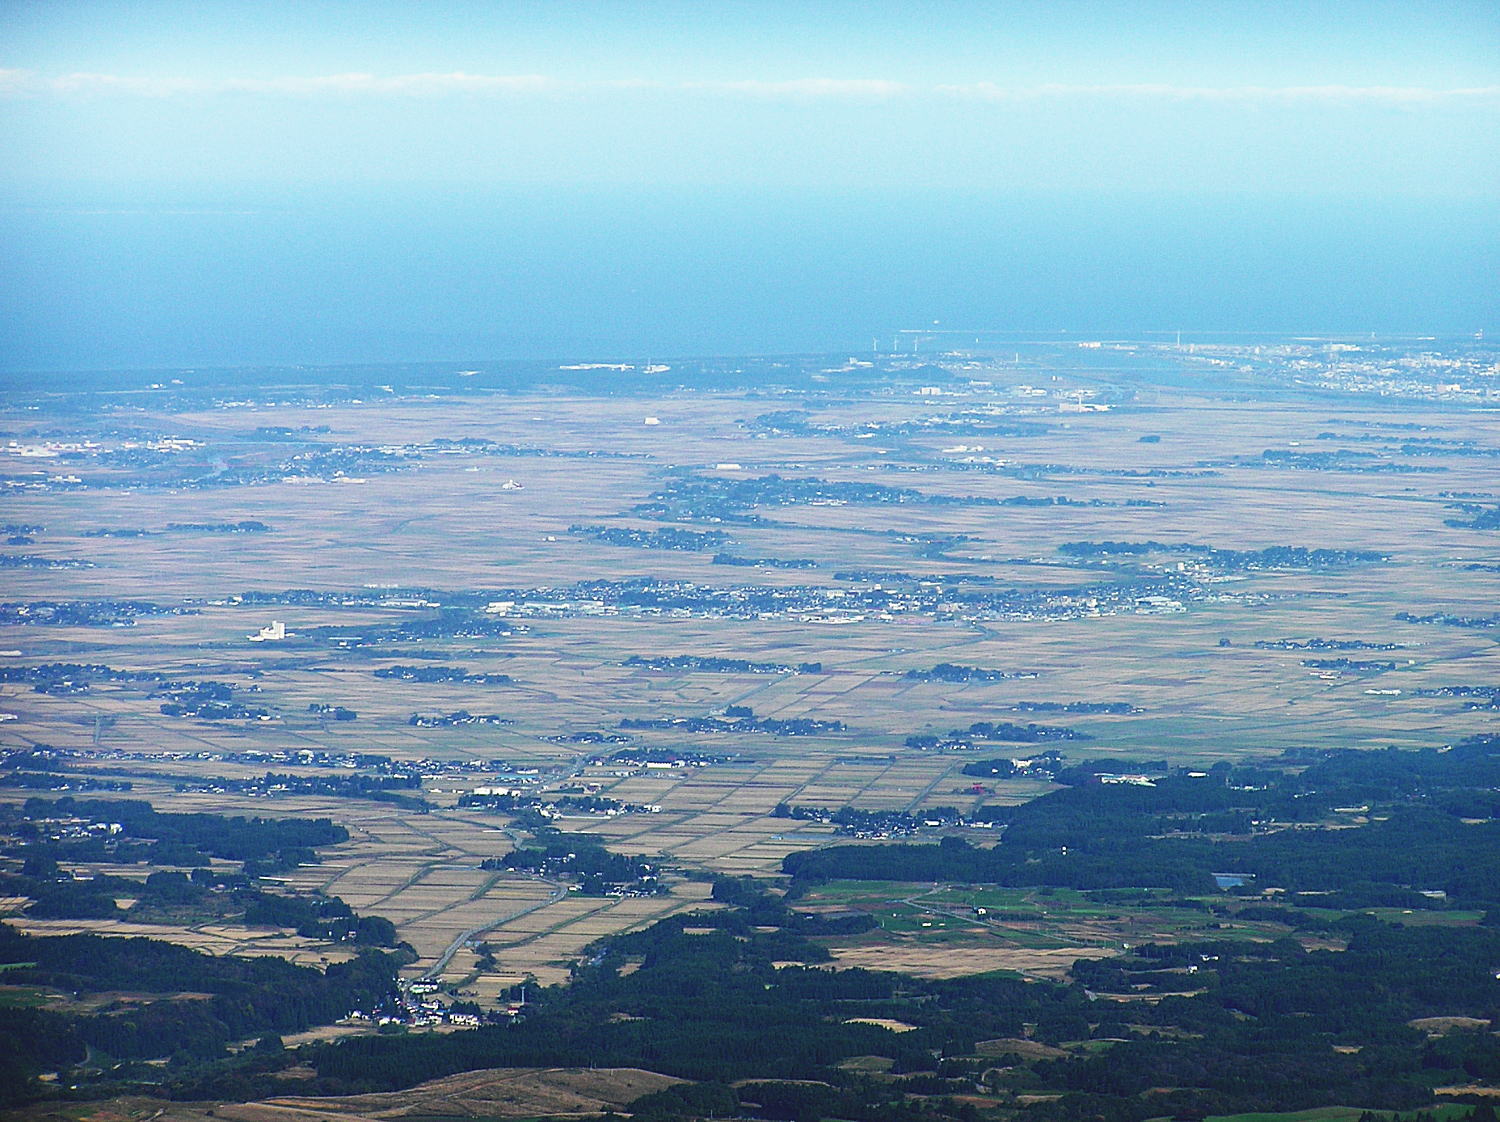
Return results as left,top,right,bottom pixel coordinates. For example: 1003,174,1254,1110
3,347,1497,987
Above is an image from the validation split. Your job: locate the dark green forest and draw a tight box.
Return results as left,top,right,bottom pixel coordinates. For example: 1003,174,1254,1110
3,740,1500,1118
787,737,1500,903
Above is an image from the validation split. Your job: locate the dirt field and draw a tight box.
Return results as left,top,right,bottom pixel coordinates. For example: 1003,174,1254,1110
827,942,1120,981
0,1068,684,1122
262,1066,683,1119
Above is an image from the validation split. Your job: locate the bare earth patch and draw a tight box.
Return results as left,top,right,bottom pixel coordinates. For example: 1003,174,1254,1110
1409,1016,1490,1034
828,943,1118,980
261,1066,683,1119
842,1017,917,1033
6,1069,689,1122
973,1038,1069,1060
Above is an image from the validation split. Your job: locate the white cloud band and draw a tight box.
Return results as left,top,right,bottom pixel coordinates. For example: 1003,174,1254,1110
1,68,1495,107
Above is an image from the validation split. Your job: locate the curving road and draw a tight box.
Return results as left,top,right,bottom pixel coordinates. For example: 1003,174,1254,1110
421,878,567,980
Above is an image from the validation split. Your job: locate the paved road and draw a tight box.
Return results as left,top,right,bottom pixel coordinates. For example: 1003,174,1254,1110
421,879,566,980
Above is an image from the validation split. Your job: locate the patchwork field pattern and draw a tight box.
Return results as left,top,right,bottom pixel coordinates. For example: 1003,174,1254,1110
3,343,1497,992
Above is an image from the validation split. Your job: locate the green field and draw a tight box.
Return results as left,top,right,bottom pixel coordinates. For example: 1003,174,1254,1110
796,880,1299,961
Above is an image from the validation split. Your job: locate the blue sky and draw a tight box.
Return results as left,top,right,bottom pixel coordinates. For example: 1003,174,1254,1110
1,1,1496,369
5,1,1497,87
4,0,1497,195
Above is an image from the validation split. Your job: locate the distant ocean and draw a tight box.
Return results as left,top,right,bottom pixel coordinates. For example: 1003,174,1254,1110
1,188,1493,374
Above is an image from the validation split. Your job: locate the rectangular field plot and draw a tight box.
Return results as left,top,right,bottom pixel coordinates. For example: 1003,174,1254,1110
6,916,362,967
